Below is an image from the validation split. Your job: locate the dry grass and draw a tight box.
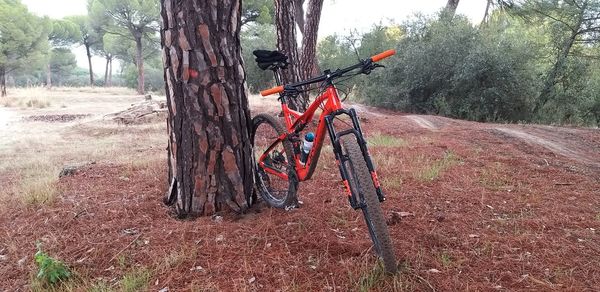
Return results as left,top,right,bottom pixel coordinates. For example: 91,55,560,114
0,87,166,205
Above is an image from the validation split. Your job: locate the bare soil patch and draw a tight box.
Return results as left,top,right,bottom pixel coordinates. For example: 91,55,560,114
1,91,599,291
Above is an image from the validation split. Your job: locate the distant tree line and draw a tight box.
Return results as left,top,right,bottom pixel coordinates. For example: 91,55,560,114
240,0,599,127
0,0,161,96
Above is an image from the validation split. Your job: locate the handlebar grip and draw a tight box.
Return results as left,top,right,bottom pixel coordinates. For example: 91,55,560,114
371,49,396,62
260,85,284,96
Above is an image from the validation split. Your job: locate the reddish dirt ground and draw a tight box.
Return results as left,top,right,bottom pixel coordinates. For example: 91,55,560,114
1,106,599,291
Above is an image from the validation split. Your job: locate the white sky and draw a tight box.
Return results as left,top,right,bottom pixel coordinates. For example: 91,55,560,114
21,0,488,71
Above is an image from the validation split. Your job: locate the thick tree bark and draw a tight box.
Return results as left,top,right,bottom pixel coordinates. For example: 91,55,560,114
299,0,324,81
85,43,94,86
135,37,145,94
445,0,460,16
294,0,305,36
274,0,306,111
161,0,254,216
274,0,300,86
0,66,6,97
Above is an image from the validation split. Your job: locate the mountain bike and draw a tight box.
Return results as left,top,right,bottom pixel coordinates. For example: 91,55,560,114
250,49,398,273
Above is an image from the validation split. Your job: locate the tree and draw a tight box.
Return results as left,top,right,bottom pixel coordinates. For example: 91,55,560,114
0,0,50,96
66,15,100,86
274,0,301,86
274,0,325,110
514,0,600,115
161,0,253,216
299,0,324,80
90,0,160,94
49,48,77,86
47,18,80,88
242,0,273,25
242,23,277,93
446,0,460,16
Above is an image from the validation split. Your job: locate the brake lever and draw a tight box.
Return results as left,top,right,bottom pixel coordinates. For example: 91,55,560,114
362,62,385,75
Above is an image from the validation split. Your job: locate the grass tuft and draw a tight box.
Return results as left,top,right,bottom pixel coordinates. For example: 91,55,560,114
15,162,59,205
368,132,407,148
415,151,460,181
356,261,387,292
120,268,151,292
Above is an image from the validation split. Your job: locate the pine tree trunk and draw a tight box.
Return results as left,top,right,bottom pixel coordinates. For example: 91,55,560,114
108,58,113,87
161,0,254,216
0,66,6,97
135,37,145,94
85,44,94,86
445,0,460,16
104,56,110,86
299,0,324,81
274,0,304,111
295,0,305,36
481,0,492,25
46,63,52,89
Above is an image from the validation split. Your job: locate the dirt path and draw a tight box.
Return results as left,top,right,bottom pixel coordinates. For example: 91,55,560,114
401,114,599,169
493,127,599,167
405,115,438,130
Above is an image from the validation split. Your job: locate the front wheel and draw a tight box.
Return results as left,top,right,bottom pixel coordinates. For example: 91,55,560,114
341,135,397,274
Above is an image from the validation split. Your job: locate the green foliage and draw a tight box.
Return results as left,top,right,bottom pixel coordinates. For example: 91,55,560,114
34,243,71,285
0,0,50,74
64,15,102,51
317,35,355,72
49,48,77,84
242,0,274,25
241,23,277,93
122,62,163,93
88,0,160,40
356,15,542,123
49,18,81,47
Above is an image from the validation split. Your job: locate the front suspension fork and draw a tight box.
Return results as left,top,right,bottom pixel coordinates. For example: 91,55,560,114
325,108,386,210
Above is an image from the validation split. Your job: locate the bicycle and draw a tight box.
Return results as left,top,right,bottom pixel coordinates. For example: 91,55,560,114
251,49,397,273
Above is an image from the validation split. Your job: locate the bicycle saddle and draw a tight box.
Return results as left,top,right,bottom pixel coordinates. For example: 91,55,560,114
253,50,288,70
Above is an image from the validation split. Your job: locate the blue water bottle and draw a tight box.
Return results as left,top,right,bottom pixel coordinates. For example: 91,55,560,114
300,132,315,164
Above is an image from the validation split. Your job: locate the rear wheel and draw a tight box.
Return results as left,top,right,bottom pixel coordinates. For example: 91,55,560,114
341,136,397,274
251,114,298,209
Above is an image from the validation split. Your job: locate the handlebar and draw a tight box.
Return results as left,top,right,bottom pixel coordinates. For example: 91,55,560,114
260,85,284,96
371,49,396,62
260,49,396,96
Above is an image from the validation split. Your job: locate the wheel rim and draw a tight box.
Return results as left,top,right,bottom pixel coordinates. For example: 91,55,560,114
252,119,292,203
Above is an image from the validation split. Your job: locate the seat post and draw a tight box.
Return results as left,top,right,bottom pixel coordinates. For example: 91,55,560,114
272,69,282,86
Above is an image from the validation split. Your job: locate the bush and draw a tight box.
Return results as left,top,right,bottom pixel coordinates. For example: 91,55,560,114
357,14,545,123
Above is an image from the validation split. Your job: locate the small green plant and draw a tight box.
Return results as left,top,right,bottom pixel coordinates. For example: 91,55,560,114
34,243,71,285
